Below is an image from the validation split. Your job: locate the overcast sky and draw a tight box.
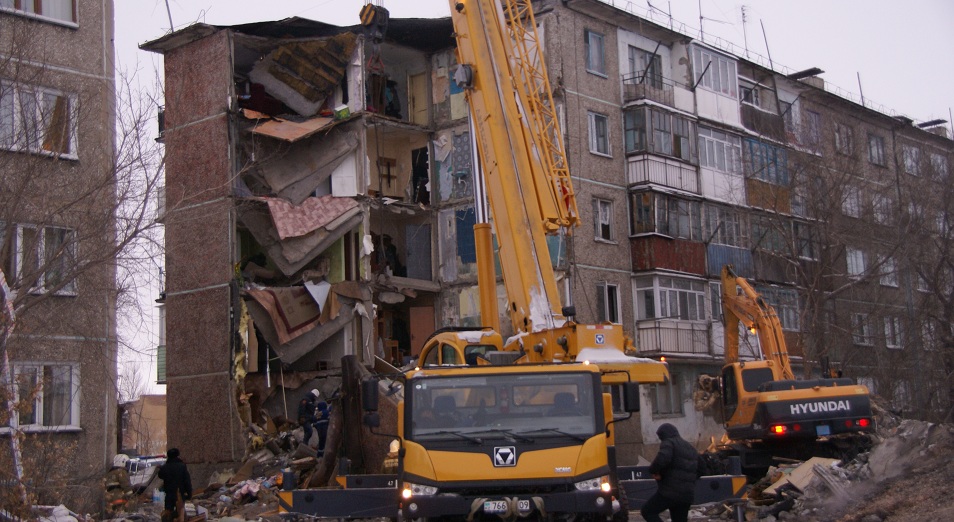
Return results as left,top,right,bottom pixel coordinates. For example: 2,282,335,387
114,0,954,392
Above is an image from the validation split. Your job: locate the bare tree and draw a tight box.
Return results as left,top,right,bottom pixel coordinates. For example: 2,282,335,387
0,14,165,514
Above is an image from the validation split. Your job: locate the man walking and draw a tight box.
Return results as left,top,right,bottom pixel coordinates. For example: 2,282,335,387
640,423,699,522
298,389,321,447
158,448,192,522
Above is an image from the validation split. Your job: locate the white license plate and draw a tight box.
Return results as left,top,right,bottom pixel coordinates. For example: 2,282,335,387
483,500,531,513
484,501,508,513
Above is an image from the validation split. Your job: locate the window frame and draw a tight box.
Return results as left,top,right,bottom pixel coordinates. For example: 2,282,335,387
13,224,78,295
834,122,853,155
596,281,620,324
650,372,683,416
804,110,822,150
6,362,81,432
698,126,742,175
705,204,748,248
0,0,77,25
635,275,707,322
884,316,903,349
0,80,79,158
592,198,614,242
628,46,663,89
878,255,898,287
584,29,606,76
867,133,886,166
691,46,738,98
852,313,872,346
846,247,866,279
756,286,800,331
744,139,789,186
902,144,920,175
587,111,611,156
842,185,862,218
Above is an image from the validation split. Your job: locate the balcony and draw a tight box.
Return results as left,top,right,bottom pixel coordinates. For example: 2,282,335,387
622,72,675,107
626,155,699,193
635,320,714,357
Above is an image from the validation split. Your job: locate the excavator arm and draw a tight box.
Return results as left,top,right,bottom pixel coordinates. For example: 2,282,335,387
720,265,795,381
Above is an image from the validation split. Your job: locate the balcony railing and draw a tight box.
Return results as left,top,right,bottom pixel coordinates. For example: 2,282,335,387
622,72,676,107
635,320,713,356
626,155,699,193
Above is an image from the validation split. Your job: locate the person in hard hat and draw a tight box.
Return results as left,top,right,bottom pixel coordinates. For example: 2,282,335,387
640,423,699,522
297,389,321,447
158,448,192,522
103,454,132,515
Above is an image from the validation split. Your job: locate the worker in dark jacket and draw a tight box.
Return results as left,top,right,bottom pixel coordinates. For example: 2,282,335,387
640,423,699,522
157,448,192,522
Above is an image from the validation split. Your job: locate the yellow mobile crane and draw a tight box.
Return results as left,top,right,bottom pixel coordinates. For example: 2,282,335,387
414,0,668,386
717,265,874,471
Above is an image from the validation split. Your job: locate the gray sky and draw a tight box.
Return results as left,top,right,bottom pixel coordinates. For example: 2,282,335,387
114,0,954,392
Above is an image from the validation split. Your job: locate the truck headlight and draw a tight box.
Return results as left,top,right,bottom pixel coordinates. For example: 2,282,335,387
574,475,611,492
402,482,438,498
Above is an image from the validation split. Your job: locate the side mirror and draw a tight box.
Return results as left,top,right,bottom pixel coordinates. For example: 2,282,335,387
362,378,380,412
623,382,641,413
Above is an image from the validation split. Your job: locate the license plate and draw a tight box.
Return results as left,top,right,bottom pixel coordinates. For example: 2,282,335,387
483,500,531,513
484,501,508,513
816,424,831,436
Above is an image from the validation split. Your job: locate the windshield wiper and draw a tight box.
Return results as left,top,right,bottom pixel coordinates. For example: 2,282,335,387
520,428,587,442
427,430,483,444
470,428,534,443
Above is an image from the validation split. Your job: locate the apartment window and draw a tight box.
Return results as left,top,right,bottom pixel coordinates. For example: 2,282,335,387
792,221,815,260
917,272,930,293
805,110,821,150
635,276,706,321
628,46,662,88
11,363,79,429
650,373,683,415
709,282,723,322
624,110,646,152
588,112,610,156
922,321,938,351
596,282,620,324
691,46,738,97
872,194,894,225
884,316,903,349
780,101,795,134
878,255,898,287
930,152,949,178
629,192,702,240
624,107,694,161
593,198,614,241
0,82,78,156
739,81,760,107
842,185,862,218
705,205,748,248
0,0,76,24
758,286,800,331
584,30,606,76
14,225,77,294
867,134,886,166
846,247,866,279
834,123,853,155
852,314,872,346
902,145,920,175
744,139,789,186
698,126,742,175
751,216,785,254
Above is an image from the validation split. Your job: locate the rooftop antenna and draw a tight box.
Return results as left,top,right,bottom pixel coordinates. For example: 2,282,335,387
741,6,750,58
698,0,730,43
164,0,174,32
857,72,866,107
760,19,774,70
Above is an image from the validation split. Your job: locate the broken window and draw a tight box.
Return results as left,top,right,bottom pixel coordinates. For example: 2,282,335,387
596,281,619,324
592,198,613,241
588,111,610,156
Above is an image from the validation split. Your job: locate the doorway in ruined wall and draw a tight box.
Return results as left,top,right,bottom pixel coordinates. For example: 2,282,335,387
409,73,428,126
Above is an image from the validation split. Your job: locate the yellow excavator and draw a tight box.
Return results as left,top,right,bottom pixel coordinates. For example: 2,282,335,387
715,265,874,472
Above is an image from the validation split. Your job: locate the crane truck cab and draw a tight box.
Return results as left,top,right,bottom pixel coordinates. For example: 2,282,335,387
397,363,638,521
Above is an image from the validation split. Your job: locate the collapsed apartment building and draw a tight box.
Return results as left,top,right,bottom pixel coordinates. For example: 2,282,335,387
140,15,496,472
